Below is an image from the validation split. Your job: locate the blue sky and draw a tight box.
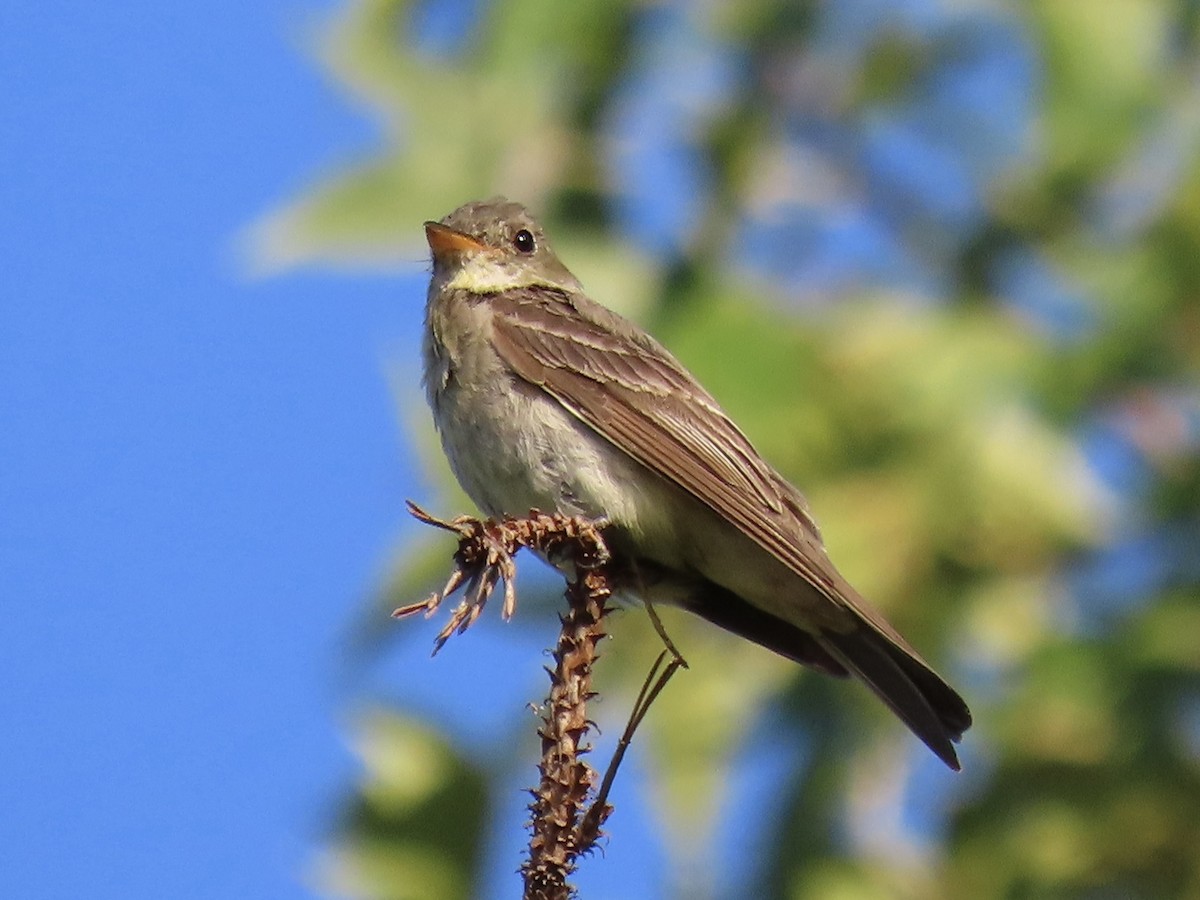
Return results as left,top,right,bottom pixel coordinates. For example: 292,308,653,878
1,3,435,897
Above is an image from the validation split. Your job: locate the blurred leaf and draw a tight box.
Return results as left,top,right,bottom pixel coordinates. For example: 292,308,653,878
321,713,490,900
249,0,639,271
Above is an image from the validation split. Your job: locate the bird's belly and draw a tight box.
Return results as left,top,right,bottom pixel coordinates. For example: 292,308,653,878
432,373,670,541
430,365,844,629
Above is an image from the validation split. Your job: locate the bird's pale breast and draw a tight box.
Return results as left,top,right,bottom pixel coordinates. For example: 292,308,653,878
423,288,680,553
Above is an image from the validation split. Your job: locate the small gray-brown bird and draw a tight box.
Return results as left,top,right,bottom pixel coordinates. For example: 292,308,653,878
422,197,971,769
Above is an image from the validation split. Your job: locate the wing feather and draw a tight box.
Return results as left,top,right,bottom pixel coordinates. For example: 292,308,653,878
487,288,855,603
486,285,971,757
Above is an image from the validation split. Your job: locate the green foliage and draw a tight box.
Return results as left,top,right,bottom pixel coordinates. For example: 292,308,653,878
260,1,1200,897
321,714,491,900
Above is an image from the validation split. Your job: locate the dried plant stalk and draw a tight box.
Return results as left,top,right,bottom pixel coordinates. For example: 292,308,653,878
396,503,620,898
522,559,612,900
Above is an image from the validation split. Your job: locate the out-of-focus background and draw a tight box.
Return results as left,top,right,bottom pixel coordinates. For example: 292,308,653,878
4,1,1198,898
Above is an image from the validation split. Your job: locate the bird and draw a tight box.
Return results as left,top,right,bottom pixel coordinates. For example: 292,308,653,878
420,196,971,769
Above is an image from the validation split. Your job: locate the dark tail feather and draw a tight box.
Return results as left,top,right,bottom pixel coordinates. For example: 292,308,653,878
684,582,852,676
682,581,971,769
817,627,971,770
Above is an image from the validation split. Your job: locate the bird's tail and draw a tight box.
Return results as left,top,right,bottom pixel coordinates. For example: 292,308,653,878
815,625,970,770
684,582,971,769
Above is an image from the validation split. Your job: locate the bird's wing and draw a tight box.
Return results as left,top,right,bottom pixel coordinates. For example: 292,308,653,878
489,287,972,762
488,286,855,610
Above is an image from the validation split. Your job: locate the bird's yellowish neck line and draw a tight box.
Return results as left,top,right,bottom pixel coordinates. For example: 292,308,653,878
442,254,557,294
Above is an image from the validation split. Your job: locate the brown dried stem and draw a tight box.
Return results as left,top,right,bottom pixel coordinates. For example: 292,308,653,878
522,546,612,900
397,501,643,899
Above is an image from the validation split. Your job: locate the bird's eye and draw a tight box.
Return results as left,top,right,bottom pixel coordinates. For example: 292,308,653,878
512,229,536,254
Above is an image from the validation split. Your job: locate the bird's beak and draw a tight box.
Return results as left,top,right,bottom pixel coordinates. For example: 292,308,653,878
424,221,488,258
